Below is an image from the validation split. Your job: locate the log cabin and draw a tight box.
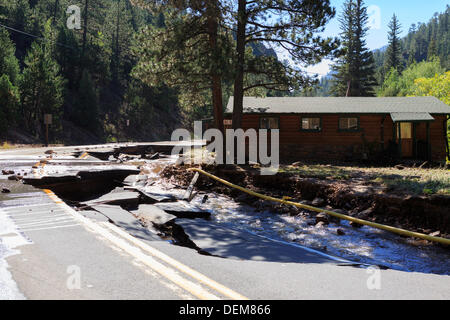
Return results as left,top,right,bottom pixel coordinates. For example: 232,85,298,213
224,96,450,162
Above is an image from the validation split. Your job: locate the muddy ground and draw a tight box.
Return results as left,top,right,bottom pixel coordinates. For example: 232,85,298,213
162,164,450,241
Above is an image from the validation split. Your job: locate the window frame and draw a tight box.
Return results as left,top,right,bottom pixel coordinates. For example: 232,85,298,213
259,116,280,130
338,116,360,132
300,116,322,132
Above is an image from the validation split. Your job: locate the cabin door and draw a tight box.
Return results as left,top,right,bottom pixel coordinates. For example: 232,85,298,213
397,122,413,158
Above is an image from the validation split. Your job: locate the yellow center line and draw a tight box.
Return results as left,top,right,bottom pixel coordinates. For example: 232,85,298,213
41,189,248,300
102,221,249,300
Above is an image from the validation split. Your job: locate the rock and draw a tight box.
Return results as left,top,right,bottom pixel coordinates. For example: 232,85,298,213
312,197,325,207
336,228,345,236
350,221,363,228
235,194,250,203
429,231,440,237
315,212,329,225
1,188,11,193
315,221,327,228
8,175,22,181
356,208,373,219
2,169,14,175
133,204,177,226
146,152,160,160
291,161,303,167
288,207,301,216
44,150,54,154
252,199,265,210
300,200,312,206
394,164,405,170
387,206,401,215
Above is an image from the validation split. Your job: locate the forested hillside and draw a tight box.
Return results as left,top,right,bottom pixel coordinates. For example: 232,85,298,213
374,5,450,84
0,0,292,144
312,4,449,98
0,0,184,144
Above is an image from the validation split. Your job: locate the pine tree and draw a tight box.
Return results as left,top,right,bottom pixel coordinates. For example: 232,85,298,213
0,28,20,84
106,0,134,90
0,28,21,133
72,70,99,130
7,0,33,60
427,38,437,60
331,0,377,97
385,14,403,72
20,20,65,139
132,0,234,133
0,74,20,134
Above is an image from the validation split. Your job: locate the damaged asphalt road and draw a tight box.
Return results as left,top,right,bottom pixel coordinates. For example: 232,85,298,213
1,143,450,300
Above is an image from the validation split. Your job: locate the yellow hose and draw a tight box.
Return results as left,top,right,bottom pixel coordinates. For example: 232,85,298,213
187,168,450,246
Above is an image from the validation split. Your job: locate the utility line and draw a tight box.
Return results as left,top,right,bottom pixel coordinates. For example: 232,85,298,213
0,21,333,77
0,22,77,51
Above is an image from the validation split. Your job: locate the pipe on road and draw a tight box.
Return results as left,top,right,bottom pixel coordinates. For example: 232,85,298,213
188,168,450,246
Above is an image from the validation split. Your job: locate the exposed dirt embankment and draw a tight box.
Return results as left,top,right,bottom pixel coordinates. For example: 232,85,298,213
162,164,450,240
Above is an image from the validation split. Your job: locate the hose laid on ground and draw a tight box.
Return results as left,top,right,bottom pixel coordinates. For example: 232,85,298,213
187,168,450,246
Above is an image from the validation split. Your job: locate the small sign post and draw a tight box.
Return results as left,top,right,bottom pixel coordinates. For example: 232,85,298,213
44,114,52,147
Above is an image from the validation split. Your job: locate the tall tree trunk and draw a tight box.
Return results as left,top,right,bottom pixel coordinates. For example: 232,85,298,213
113,0,121,86
53,0,59,22
79,0,89,81
232,0,246,130
206,0,224,134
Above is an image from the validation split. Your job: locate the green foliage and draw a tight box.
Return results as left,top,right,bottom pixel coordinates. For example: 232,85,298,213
409,71,450,161
133,2,226,135
20,20,65,138
374,5,450,79
241,0,339,93
410,71,450,105
72,70,99,130
131,4,234,116
0,28,20,84
0,28,20,134
378,58,445,97
0,74,20,133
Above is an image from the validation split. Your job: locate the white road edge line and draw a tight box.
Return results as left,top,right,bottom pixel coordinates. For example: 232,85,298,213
11,214,68,222
20,224,80,232
2,203,56,210
18,218,76,228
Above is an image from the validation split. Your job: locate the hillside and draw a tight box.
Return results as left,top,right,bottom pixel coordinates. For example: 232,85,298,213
373,5,449,82
311,5,449,97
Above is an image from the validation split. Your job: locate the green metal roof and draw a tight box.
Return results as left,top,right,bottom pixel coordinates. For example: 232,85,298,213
225,96,450,115
390,112,435,122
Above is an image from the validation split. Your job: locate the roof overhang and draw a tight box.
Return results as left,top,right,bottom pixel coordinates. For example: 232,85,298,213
390,112,435,122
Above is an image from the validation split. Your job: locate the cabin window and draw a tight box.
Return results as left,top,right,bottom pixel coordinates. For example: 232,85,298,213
339,117,359,131
301,117,321,131
259,117,279,130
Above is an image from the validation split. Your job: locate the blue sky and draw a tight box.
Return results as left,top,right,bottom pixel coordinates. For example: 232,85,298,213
299,0,449,76
328,0,448,50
